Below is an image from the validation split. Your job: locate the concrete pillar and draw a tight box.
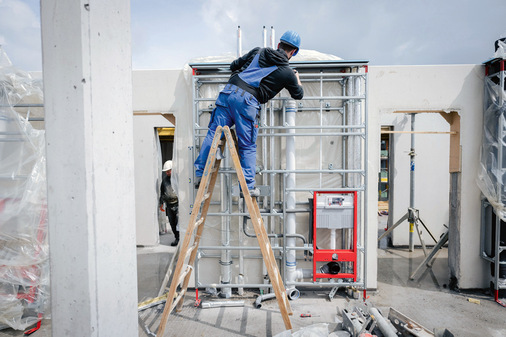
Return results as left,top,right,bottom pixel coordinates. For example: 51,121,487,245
41,1,138,336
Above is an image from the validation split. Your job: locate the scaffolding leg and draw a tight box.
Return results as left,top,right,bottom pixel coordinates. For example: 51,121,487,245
378,212,409,241
495,291,506,307
410,230,448,280
416,215,437,243
413,219,428,256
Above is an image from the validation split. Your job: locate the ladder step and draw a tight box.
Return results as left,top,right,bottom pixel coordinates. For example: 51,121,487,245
170,289,186,312
185,243,198,259
177,265,192,286
195,218,205,227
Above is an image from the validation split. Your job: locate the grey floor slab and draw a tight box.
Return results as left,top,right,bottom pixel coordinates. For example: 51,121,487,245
2,227,506,337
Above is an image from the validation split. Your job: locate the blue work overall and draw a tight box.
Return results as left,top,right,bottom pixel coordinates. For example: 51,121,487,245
194,54,277,190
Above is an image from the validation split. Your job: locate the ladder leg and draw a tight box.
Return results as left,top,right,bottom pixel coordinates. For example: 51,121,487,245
157,126,224,336
245,190,293,329
176,139,225,312
223,126,293,330
250,197,293,313
157,213,196,334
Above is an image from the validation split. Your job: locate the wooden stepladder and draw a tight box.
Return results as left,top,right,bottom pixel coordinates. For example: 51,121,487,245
157,125,292,336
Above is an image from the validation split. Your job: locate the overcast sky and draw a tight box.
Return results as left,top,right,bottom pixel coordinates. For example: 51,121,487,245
0,0,505,71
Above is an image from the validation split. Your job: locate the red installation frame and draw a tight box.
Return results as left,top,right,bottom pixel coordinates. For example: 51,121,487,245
312,191,358,281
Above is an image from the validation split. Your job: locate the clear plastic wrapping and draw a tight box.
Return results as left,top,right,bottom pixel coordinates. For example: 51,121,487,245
0,46,49,331
477,41,506,220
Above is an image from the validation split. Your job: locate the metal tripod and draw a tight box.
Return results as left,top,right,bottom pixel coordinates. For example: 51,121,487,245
378,113,436,252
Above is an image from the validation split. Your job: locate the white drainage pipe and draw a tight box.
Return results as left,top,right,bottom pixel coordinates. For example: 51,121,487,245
285,100,298,297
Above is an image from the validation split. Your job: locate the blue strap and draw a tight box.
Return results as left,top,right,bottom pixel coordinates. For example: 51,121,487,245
238,54,278,88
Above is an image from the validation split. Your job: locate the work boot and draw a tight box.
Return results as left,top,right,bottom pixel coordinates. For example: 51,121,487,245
171,239,179,247
241,187,260,198
249,188,261,197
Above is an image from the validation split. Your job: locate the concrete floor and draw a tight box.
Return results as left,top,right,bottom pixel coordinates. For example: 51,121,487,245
2,219,506,336
135,238,506,337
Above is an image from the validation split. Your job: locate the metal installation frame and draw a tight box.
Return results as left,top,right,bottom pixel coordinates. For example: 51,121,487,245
189,60,368,295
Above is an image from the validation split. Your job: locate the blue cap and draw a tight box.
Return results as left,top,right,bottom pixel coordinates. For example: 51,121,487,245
280,30,301,56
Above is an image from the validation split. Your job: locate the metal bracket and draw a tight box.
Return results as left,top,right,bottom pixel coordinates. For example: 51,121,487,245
328,286,339,301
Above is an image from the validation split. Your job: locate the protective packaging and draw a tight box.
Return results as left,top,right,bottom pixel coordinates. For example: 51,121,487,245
0,47,48,331
478,45,506,220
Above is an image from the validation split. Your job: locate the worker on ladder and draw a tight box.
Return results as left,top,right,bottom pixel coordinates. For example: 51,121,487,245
194,30,304,196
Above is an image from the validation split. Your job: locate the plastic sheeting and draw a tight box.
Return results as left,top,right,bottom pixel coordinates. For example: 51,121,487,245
0,47,48,331
477,46,506,220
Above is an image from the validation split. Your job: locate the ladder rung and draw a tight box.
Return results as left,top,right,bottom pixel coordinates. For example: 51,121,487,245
195,218,204,227
170,289,186,311
177,265,192,285
185,244,198,259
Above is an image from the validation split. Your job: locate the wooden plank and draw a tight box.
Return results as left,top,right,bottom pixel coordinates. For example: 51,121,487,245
446,111,461,173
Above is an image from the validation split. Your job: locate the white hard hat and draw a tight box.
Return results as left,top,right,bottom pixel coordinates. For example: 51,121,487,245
162,160,173,171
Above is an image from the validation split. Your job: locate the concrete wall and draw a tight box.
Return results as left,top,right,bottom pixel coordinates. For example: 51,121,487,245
132,64,487,288
132,114,170,246
368,64,486,288
132,69,192,246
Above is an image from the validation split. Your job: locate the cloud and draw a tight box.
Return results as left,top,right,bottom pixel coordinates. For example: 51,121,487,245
3,0,506,70
0,0,41,71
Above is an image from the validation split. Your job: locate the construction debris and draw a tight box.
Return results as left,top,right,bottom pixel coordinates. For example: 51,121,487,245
466,298,480,305
201,300,245,309
273,301,454,337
